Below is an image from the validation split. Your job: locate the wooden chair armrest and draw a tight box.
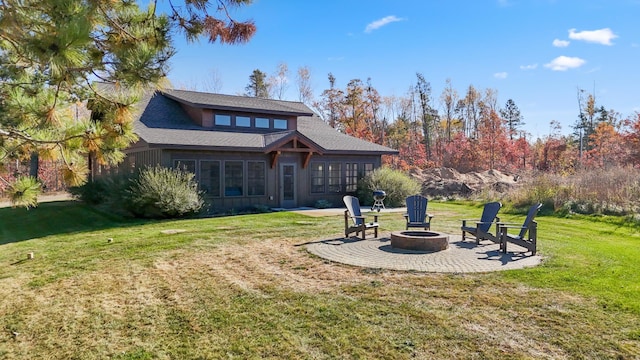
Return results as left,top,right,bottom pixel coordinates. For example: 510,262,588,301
499,224,526,230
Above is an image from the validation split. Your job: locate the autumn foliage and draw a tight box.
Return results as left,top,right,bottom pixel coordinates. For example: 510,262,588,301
315,73,640,176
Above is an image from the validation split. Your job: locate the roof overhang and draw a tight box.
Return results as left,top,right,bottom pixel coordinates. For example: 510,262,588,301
161,92,314,117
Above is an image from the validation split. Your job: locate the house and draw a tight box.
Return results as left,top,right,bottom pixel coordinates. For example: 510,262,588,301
115,88,398,212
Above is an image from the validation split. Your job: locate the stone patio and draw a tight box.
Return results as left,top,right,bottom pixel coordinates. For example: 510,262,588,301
305,233,542,273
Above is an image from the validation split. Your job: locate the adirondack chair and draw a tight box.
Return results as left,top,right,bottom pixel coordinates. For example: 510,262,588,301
499,203,543,255
461,201,502,244
404,194,433,230
343,195,379,240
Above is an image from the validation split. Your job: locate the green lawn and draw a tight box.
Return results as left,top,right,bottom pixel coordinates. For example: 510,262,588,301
0,200,639,359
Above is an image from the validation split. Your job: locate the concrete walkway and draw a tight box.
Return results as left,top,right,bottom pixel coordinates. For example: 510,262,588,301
305,234,542,273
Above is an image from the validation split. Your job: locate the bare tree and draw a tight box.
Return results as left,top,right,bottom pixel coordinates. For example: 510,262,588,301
202,68,224,93
296,66,314,106
439,78,459,142
269,62,289,100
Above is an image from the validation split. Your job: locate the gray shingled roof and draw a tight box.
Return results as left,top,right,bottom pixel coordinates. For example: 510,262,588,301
132,89,398,155
163,89,314,117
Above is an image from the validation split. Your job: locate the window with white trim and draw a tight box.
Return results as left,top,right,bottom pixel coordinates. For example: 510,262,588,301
310,162,325,193
328,162,342,193
363,163,374,178
345,163,358,192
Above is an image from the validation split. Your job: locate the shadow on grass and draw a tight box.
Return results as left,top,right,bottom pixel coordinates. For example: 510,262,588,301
0,200,151,245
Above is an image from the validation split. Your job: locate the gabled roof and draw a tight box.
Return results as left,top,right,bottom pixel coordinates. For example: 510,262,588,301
131,89,398,155
162,89,314,117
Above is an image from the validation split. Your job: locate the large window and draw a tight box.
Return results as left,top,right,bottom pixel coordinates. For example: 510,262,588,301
345,163,358,192
215,114,231,126
255,117,270,128
247,161,266,196
310,162,325,193
200,161,221,197
328,162,342,193
236,116,251,127
273,119,288,130
363,163,374,178
224,161,243,196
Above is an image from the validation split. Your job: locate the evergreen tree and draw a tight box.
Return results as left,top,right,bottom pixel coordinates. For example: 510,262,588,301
0,0,256,206
500,99,524,140
245,69,270,98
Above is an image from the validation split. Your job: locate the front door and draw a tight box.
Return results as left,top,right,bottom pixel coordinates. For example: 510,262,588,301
279,163,297,208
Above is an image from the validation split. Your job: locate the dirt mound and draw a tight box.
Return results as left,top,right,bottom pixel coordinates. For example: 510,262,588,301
410,168,520,197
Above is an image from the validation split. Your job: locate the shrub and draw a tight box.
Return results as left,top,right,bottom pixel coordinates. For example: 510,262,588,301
314,199,332,209
126,166,204,219
505,167,640,216
69,179,108,205
357,167,421,207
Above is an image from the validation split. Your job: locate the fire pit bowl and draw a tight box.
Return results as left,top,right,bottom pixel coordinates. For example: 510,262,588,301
390,231,449,252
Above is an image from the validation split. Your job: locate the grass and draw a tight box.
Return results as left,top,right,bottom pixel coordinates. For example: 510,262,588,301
0,200,639,359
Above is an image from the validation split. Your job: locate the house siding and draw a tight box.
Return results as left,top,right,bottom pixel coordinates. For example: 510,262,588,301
96,87,399,214
121,148,383,212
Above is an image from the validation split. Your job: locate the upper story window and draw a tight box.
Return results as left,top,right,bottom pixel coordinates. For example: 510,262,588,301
215,114,231,126
273,119,288,130
255,117,270,128
236,116,251,127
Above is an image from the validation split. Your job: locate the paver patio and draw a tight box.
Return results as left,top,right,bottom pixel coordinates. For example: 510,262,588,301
305,233,542,273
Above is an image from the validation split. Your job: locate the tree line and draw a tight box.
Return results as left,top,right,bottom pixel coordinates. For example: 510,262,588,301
241,65,640,175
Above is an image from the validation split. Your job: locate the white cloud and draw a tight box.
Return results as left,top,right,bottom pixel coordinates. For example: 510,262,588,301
553,39,570,47
494,72,508,79
365,16,405,33
520,64,538,70
568,28,618,45
544,56,586,71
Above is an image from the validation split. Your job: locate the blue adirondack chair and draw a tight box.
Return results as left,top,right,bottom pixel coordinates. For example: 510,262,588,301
499,203,543,255
404,194,433,230
461,201,503,244
343,195,379,239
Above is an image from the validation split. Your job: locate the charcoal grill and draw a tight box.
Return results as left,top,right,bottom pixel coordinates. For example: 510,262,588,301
371,190,386,212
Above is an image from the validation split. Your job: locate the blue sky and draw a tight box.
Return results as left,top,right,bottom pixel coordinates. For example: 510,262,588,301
166,0,640,138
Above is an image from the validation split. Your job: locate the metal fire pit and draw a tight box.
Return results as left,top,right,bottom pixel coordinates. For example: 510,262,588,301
371,190,386,212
